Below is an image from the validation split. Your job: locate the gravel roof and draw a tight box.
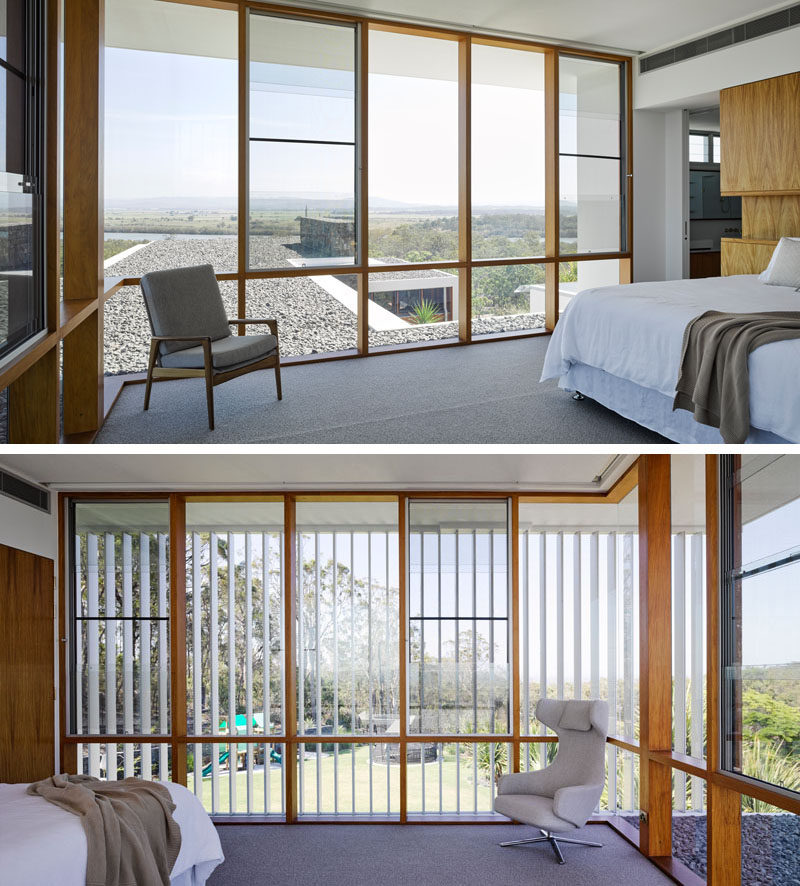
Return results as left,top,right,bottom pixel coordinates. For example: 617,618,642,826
103,237,543,375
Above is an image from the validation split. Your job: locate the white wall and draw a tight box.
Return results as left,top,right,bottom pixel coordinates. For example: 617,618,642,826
632,108,688,282
634,28,800,111
631,29,800,282
0,494,58,561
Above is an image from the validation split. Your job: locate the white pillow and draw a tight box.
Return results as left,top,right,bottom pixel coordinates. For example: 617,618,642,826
758,237,800,286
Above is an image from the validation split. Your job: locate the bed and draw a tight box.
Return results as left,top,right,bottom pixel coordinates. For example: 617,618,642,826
540,273,800,444
0,780,224,886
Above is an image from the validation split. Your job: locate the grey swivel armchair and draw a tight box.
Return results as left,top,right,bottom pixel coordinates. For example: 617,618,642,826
141,264,282,430
494,698,608,865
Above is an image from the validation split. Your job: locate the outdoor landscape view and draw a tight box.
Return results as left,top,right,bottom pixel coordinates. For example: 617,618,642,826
101,1,599,374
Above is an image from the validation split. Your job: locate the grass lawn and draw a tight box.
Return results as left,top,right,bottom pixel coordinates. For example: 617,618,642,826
189,745,502,816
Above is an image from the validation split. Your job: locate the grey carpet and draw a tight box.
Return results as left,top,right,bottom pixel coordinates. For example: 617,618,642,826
207,823,673,886
96,338,669,444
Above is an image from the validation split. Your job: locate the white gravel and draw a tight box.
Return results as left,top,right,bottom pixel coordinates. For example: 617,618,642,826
103,237,544,375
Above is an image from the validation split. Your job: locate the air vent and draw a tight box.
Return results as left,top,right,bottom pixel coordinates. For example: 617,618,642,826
0,469,50,513
639,3,800,73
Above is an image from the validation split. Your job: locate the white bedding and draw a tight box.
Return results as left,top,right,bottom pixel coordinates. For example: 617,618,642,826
0,781,224,886
541,273,800,443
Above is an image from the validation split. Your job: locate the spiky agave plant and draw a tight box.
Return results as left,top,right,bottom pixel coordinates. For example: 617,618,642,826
410,297,439,325
741,738,800,812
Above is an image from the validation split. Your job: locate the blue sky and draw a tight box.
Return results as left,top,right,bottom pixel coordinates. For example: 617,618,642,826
104,46,549,208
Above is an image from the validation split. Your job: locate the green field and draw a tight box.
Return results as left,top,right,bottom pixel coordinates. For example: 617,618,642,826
189,744,500,816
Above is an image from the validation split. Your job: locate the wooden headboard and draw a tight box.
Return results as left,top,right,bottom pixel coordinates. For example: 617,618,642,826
719,71,800,275
720,238,777,276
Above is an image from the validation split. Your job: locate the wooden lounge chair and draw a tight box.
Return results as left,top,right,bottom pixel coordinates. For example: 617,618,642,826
140,264,282,430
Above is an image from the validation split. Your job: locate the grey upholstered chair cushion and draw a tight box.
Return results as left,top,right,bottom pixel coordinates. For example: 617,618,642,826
160,333,278,370
141,264,232,355
495,698,609,832
494,795,575,833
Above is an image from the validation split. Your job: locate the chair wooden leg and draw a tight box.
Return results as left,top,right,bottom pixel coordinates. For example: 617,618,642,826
203,343,215,430
274,361,282,401
144,340,159,411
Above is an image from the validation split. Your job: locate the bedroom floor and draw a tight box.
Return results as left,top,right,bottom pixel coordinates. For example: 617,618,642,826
208,823,673,886
96,337,669,444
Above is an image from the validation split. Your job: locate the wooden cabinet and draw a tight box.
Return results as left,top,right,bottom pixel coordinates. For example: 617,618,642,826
0,543,55,782
720,72,800,195
690,251,721,278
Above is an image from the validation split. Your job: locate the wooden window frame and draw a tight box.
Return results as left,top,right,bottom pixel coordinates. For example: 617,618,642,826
57,458,800,883
0,0,634,439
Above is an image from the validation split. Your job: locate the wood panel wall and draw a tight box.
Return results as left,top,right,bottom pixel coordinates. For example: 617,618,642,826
0,543,55,783
720,72,800,276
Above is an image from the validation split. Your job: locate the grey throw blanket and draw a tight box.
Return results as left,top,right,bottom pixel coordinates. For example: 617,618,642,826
27,775,181,886
673,310,800,443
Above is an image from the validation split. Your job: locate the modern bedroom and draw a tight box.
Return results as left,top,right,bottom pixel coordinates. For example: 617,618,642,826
1,451,799,886
1,0,800,444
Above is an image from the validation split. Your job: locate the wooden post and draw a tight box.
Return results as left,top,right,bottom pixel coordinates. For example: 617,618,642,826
169,494,187,785
638,455,672,858
457,37,471,343
63,0,104,434
511,494,521,772
544,50,559,331
398,495,408,821
284,495,298,821
8,345,59,442
236,3,247,331
706,455,742,886
357,23,369,355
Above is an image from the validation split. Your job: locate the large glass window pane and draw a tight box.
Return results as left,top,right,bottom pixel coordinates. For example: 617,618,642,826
249,140,355,269
104,0,237,274
369,30,459,264
559,155,620,253
184,501,285,811
250,15,354,143
1,174,37,360
518,488,639,740
671,456,707,760
471,44,545,261
406,741,511,815
408,500,510,735
245,275,357,360
559,56,622,256
559,56,620,157
672,774,707,881
724,455,800,795
72,502,171,743
295,500,399,739
248,14,356,270
298,741,400,817
471,263,546,339
1,1,44,365
557,259,620,316
367,268,459,350
741,796,800,886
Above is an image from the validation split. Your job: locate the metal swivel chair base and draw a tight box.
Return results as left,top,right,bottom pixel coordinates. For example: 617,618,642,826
500,828,603,865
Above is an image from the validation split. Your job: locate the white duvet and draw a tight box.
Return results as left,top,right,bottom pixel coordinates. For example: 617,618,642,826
0,781,224,886
541,273,800,443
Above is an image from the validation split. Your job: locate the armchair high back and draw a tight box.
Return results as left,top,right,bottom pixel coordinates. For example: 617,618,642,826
494,698,608,864
140,264,282,430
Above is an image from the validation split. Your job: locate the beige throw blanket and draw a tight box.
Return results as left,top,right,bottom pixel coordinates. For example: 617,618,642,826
673,310,800,443
27,775,181,886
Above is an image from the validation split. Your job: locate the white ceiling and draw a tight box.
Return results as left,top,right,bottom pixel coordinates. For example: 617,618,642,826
107,0,790,56
0,453,634,493
265,0,790,53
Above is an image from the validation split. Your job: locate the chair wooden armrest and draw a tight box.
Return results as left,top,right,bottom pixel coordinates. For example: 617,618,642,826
228,318,279,337
150,335,213,345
